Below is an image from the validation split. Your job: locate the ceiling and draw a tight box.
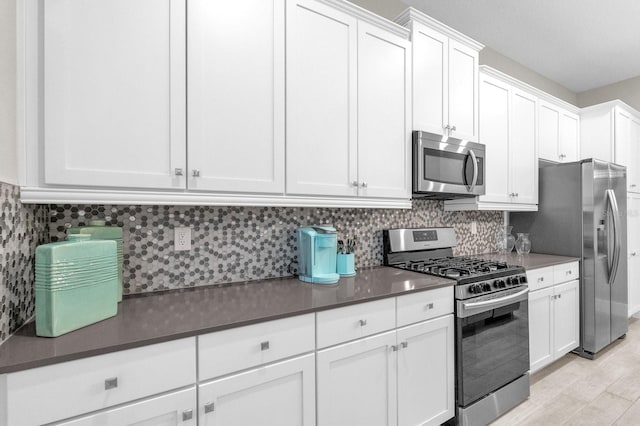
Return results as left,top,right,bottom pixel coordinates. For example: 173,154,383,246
404,0,640,93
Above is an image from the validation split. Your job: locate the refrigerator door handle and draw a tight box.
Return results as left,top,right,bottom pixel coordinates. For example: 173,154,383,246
606,189,621,286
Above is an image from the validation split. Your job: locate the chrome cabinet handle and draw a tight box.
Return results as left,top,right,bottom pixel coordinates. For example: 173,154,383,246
401,341,408,349
425,302,434,310
359,319,367,327
631,184,637,188
450,125,457,131
559,154,566,160
566,270,572,275
558,294,562,299
632,252,638,256
104,377,118,390
174,168,184,176
352,181,359,187
537,277,544,282
361,182,368,188
182,409,193,421
260,341,270,351
192,169,201,177
204,402,215,414
391,345,399,352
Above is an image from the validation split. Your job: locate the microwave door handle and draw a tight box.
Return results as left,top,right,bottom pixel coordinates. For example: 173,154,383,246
606,189,621,286
468,149,479,193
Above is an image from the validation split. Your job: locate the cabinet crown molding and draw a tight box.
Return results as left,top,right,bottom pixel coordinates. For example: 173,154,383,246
479,65,580,114
316,0,410,39
394,7,484,51
580,99,640,118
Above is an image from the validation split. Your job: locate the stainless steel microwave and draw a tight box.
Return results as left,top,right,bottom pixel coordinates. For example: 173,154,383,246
412,130,486,199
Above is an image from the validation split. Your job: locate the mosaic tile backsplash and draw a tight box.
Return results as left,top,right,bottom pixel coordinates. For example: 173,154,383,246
49,200,503,295
0,182,49,344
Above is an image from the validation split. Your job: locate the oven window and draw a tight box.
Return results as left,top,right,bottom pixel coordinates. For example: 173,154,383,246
423,148,483,186
456,301,529,407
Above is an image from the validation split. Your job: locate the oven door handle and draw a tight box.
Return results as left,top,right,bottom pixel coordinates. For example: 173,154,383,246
461,288,529,311
467,149,479,193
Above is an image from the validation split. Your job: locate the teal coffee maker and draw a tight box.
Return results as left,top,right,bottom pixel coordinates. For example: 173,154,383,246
297,226,340,284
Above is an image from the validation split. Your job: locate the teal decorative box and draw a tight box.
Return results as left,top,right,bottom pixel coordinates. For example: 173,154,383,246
68,219,124,301
35,234,118,337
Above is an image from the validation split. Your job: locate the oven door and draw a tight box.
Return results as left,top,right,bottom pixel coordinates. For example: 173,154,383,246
413,131,485,196
456,287,529,408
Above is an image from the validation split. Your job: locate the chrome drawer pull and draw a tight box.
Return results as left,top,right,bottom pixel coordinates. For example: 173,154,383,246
359,319,367,327
174,168,184,176
260,341,270,351
204,402,215,414
401,341,408,349
425,302,434,310
104,377,118,390
391,345,399,352
537,277,544,282
566,270,572,275
182,409,193,421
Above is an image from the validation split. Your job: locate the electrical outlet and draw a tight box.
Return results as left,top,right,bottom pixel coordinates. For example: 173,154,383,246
471,221,478,235
174,227,192,251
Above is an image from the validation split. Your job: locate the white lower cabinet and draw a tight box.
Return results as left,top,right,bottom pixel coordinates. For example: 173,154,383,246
316,314,454,426
528,262,580,373
1,289,455,426
198,354,315,426
55,387,197,426
0,338,196,426
628,194,640,316
397,315,455,426
317,331,398,426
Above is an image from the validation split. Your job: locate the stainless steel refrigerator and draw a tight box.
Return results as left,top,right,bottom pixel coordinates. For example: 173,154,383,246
511,159,627,359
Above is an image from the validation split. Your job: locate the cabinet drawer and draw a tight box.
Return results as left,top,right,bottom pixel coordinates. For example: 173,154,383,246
198,314,315,381
554,261,580,284
527,266,554,291
316,298,396,348
396,286,453,327
3,338,196,426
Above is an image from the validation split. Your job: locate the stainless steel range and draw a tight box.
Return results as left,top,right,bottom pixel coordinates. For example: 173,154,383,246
383,227,530,426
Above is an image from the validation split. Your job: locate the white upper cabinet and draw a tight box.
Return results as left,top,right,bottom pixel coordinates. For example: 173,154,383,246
42,0,186,190
286,0,410,200
285,0,357,197
538,100,580,163
445,67,537,211
356,22,411,199
581,101,640,193
187,0,285,194
396,8,482,142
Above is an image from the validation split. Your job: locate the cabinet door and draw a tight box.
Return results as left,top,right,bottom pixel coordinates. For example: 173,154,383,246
615,107,632,172
286,0,358,196
629,117,640,192
411,22,447,136
538,101,560,162
529,287,554,373
509,88,538,205
628,195,640,316
55,387,196,426
43,0,186,189
559,111,579,162
553,280,580,357
478,74,510,204
397,315,454,426
448,40,479,142
357,22,410,199
317,331,397,426
199,354,315,426
187,0,284,194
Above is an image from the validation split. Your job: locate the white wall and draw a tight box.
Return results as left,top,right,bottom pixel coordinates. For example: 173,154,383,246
577,76,640,112
0,0,18,185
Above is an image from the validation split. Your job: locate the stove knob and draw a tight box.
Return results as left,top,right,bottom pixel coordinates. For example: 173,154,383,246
468,284,478,294
494,279,504,288
493,281,499,289
483,283,491,292
519,275,528,284
507,277,515,286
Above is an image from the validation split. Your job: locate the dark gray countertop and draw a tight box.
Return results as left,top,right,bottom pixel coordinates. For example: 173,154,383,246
0,267,453,374
473,252,580,270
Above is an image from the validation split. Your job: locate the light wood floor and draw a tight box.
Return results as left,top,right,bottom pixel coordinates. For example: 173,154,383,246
492,316,640,425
